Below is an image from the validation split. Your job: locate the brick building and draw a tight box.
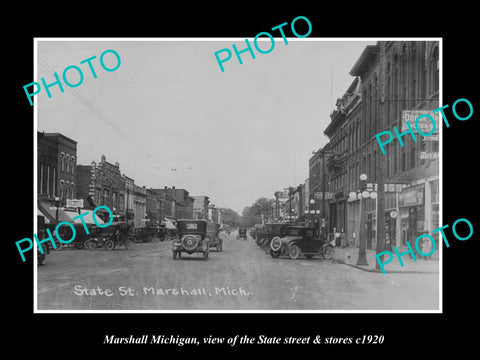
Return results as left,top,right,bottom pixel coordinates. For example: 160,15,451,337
37,131,77,204
76,155,126,222
322,40,440,251
37,131,77,223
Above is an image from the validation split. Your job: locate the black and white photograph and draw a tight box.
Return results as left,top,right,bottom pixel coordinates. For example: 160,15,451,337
7,7,479,355
34,39,441,312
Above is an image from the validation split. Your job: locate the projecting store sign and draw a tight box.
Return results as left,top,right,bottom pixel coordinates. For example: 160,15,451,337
402,110,439,141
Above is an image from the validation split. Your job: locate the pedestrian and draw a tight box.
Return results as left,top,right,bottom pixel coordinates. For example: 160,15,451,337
340,228,347,248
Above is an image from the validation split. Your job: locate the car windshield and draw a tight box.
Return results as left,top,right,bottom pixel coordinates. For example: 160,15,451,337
185,223,198,230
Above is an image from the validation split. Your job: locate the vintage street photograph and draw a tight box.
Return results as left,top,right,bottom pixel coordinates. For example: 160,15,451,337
34,38,441,312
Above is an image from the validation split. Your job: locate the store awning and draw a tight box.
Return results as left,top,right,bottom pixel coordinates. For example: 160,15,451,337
64,209,105,225
38,200,73,224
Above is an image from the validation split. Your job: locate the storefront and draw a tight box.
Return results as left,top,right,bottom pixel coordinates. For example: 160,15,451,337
398,183,425,249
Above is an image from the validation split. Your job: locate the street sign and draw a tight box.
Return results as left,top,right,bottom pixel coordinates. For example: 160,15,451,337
66,199,84,208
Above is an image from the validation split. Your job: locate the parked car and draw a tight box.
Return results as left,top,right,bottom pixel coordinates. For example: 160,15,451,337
269,225,335,260
173,219,210,260
207,222,223,251
132,225,164,243
258,222,295,254
37,216,50,265
84,222,134,251
237,229,247,240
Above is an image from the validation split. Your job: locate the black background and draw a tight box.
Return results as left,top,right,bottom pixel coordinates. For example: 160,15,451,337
6,4,477,356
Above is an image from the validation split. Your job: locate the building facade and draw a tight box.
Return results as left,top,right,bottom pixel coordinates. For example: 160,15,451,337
37,132,77,204
323,40,440,251
76,154,125,222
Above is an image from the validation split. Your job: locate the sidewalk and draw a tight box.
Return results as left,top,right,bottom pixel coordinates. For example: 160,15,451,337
332,246,440,274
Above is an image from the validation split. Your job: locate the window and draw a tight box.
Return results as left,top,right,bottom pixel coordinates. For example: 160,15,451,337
60,153,65,172
393,143,397,175
386,62,391,122
420,42,427,98
430,46,439,94
71,156,75,175
410,43,417,104
60,180,64,199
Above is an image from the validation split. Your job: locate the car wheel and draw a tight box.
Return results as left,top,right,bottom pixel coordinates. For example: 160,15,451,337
105,240,115,251
84,238,96,250
38,254,46,265
181,235,199,252
305,254,314,259
323,245,334,260
288,244,300,260
125,239,133,250
270,237,282,252
270,250,280,258
53,240,63,251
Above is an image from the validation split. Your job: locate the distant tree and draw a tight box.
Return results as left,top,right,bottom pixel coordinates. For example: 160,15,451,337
216,207,242,228
241,197,275,228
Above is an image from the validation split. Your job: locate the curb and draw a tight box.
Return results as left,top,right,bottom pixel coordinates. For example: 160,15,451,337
333,259,439,274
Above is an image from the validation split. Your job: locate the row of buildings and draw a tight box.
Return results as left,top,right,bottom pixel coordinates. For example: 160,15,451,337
37,132,220,228
270,41,440,253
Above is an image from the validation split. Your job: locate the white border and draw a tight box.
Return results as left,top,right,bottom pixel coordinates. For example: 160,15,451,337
33,37,442,314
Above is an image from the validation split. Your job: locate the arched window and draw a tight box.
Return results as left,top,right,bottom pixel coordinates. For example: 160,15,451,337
71,157,75,175
66,155,70,175
401,44,408,103
386,62,391,122
60,152,65,172
410,42,417,104
65,181,70,199
60,180,64,199
430,46,439,94
420,42,427,98
393,53,399,122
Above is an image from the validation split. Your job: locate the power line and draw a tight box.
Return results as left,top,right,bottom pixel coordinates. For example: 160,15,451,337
37,56,169,169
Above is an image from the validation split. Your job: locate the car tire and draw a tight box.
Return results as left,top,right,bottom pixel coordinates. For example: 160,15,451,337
105,240,115,251
270,237,282,252
38,254,46,265
53,240,63,251
181,235,199,252
288,244,300,260
84,238,97,250
323,245,334,260
125,239,133,250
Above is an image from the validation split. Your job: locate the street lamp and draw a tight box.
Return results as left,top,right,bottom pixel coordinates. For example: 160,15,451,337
356,173,369,266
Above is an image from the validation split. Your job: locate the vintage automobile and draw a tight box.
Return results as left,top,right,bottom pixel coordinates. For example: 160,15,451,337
206,222,223,251
132,225,164,243
37,215,50,265
258,222,295,254
269,225,335,260
173,219,210,260
237,229,247,240
84,221,134,251
254,224,267,245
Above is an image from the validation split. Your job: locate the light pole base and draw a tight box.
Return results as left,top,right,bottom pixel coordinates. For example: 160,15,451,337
356,254,368,266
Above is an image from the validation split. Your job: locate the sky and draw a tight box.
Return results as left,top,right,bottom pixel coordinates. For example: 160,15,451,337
36,39,375,214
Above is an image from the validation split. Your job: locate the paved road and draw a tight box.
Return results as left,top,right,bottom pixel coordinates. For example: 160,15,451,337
37,232,439,311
